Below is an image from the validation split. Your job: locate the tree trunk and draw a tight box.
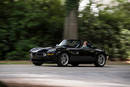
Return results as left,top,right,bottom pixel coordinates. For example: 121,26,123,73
63,0,79,39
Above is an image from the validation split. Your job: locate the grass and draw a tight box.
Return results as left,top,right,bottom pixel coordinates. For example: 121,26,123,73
107,61,130,65
0,61,31,64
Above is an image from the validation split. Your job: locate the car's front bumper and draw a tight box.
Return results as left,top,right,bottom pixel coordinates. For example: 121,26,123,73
31,53,57,62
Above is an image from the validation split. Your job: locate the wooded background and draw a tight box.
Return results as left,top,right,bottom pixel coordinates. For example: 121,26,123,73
0,0,130,60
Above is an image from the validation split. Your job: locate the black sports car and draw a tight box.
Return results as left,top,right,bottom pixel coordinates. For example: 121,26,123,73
30,40,108,67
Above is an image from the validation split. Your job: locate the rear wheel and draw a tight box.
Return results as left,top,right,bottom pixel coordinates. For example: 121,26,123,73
57,53,69,67
94,54,106,67
32,61,43,66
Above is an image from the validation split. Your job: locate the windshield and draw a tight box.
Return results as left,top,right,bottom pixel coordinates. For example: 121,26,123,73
58,40,81,48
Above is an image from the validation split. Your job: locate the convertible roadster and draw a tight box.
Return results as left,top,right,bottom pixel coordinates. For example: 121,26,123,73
30,40,108,67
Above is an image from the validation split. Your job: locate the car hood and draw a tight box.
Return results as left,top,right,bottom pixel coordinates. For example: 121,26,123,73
30,46,65,53
30,47,52,53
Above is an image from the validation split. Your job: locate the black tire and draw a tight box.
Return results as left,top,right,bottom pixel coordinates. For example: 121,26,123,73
32,61,43,66
71,63,79,67
57,53,69,67
94,54,106,67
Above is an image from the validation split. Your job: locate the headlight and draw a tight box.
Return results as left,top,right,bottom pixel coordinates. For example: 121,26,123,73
43,53,47,56
30,47,44,53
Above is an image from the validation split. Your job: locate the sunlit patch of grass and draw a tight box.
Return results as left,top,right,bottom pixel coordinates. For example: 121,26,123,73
125,58,130,64
107,60,130,65
0,61,31,64
126,61,130,64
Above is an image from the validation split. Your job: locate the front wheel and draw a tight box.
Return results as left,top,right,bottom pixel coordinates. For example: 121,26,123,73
94,54,106,67
32,61,43,66
57,53,69,67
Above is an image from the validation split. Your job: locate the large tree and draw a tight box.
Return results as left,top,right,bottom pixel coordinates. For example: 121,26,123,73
64,0,80,39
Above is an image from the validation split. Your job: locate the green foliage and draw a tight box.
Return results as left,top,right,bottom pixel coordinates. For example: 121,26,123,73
121,29,130,58
65,0,80,14
6,40,36,60
79,2,130,59
0,0,65,60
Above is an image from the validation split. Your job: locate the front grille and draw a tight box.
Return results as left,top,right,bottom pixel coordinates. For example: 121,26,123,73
37,52,43,57
32,53,36,56
37,52,47,57
31,52,46,58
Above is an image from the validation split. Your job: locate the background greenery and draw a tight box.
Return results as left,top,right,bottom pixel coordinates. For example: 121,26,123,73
0,0,130,60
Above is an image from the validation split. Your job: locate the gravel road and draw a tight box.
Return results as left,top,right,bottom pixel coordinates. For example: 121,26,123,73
0,64,130,87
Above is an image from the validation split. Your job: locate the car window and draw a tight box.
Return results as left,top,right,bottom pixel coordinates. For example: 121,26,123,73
66,41,79,47
58,40,81,48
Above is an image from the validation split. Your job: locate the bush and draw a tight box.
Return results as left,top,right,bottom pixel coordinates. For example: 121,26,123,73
6,40,37,60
